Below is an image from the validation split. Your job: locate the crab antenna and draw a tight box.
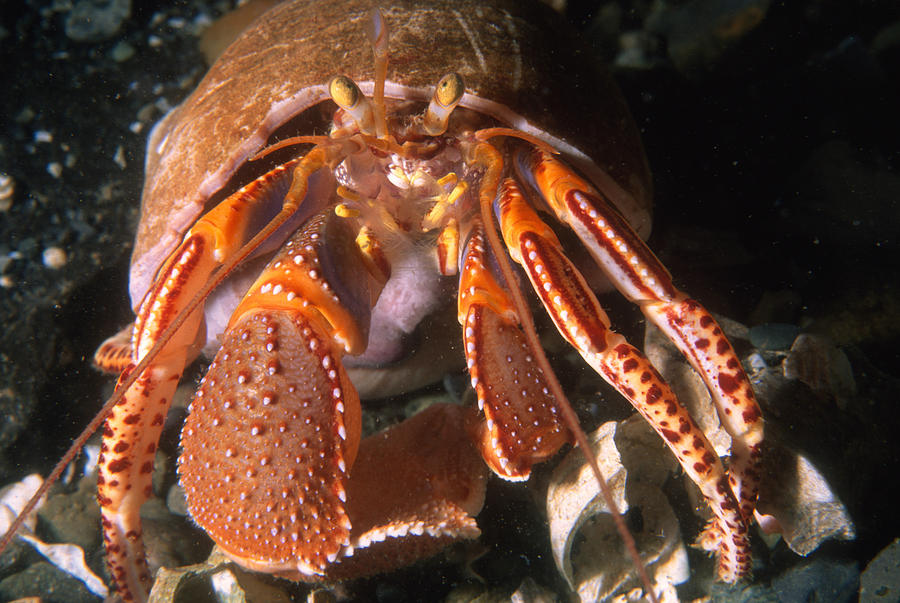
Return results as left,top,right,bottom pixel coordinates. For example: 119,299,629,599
422,73,465,136
367,8,389,139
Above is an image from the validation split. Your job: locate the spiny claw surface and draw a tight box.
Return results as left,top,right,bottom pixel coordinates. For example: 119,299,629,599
458,221,571,481
179,307,360,577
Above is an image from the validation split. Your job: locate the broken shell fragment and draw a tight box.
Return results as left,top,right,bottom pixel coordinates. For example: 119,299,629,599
547,419,687,603
782,333,856,408
755,443,856,556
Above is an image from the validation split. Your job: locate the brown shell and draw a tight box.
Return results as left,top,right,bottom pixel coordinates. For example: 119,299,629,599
132,0,651,307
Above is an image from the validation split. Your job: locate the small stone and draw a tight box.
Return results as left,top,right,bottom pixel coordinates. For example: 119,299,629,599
0,173,14,211
113,145,126,169
46,162,62,178
65,0,132,42
14,106,35,124
42,247,67,269
0,561,98,603
110,40,135,62
749,322,800,351
33,130,53,143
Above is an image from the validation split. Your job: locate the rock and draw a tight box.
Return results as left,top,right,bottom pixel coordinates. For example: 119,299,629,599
748,323,799,351
860,538,900,602
770,558,859,603
65,0,132,42
646,0,772,75
36,475,101,553
0,560,100,603
783,334,856,408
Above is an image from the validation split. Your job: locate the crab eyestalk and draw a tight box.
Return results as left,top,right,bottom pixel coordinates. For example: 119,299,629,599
330,75,376,135
422,72,465,136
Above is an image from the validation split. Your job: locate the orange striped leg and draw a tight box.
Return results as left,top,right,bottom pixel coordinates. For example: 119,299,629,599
99,154,333,602
495,177,751,581
526,148,764,534
457,218,571,481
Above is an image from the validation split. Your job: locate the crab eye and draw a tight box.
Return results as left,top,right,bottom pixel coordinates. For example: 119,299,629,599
329,75,376,134
435,72,465,108
423,72,465,136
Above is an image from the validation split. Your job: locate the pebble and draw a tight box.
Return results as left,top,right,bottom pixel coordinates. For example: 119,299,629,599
110,40,135,62
0,173,13,211
65,0,131,42
749,322,800,351
42,247,68,269
113,145,127,169
0,561,99,603
46,162,62,178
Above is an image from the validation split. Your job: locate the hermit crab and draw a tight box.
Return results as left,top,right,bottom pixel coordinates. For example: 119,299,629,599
1,0,763,601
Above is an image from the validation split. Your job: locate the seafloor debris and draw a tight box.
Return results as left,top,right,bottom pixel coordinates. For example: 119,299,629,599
0,173,13,212
860,538,900,602
148,549,292,603
548,318,858,602
754,443,856,555
0,474,107,598
65,0,132,42
783,333,857,408
648,318,856,554
547,418,687,603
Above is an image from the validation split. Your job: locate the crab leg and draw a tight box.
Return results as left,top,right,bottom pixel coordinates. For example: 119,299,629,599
522,149,764,527
99,151,337,602
495,176,751,581
458,219,571,480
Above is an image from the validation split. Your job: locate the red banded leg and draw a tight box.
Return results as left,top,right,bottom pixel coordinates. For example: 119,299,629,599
457,219,571,481
524,149,763,537
495,176,751,581
98,151,337,602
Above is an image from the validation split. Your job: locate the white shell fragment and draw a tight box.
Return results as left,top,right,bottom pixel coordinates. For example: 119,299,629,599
0,474,108,598
149,547,292,603
547,418,687,603
754,445,856,556
783,333,857,408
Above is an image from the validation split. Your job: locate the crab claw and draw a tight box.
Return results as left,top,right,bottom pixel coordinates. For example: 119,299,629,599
458,219,572,481
321,402,488,581
179,209,489,580
179,210,373,577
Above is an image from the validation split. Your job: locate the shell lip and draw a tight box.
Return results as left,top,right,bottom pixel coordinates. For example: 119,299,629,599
131,81,649,310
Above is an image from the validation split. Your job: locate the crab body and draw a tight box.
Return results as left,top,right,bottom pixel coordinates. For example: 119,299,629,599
89,1,763,601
